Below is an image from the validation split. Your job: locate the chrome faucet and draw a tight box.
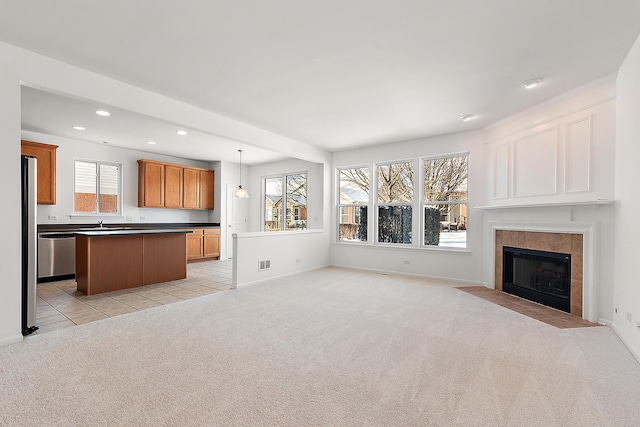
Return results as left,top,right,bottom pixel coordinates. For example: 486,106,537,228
98,220,104,228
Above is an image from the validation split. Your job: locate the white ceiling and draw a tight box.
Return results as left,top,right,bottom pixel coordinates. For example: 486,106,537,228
3,1,640,161
20,87,287,165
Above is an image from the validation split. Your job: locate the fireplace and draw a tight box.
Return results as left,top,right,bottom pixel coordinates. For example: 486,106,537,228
494,229,585,317
502,246,571,312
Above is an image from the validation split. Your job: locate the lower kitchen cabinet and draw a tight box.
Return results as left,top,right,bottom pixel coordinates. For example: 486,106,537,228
187,228,220,262
203,228,220,258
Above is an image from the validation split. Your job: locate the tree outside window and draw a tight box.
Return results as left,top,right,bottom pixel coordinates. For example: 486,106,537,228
423,154,468,248
377,161,413,244
74,160,121,214
337,167,369,242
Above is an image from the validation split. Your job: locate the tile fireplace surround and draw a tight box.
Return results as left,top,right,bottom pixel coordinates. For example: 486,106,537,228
495,230,583,317
485,220,601,323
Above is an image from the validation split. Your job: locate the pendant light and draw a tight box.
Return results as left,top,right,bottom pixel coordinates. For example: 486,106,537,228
233,149,249,198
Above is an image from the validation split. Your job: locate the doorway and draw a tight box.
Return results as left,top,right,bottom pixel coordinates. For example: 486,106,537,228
225,184,249,258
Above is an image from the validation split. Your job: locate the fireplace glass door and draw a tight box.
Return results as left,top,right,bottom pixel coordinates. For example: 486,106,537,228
502,246,571,312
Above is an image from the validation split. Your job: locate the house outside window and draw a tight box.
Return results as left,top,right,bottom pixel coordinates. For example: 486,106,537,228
263,172,307,231
74,160,122,215
422,153,468,249
377,161,413,244
337,167,369,242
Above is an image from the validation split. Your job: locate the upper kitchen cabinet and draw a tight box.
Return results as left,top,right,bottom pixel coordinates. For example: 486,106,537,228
138,160,164,208
21,140,58,205
138,159,214,210
199,170,214,210
164,164,183,209
182,167,199,209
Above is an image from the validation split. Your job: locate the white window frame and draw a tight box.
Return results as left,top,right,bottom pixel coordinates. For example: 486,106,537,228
73,159,123,216
262,171,308,232
374,159,415,246
421,152,469,250
336,166,370,244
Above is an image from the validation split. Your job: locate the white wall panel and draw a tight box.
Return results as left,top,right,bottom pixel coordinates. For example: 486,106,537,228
512,128,558,198
565,117,591,193
493,144,508,199
483,78,615,208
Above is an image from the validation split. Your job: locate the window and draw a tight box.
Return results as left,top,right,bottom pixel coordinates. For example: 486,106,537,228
422,154,468,248
264,176,282,231
377,161,413,244
74,160,122,214
263,172,307,231
337,167,369,242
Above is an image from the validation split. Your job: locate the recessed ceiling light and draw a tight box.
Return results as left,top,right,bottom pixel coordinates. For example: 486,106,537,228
95,110,111,116
72,126,86,131
460,114,475,122
147,141,157,145
521,78,542,89
176,130,188,136
100,141,108,144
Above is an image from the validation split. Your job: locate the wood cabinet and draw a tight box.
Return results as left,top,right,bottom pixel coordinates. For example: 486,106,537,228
186,229,204,259
138,159,215,210
199,170,215,210
138,161,164,207
164,165,183,208
187,228,220,262
21,140,58,205
203,228,220,257
182,168,199,209
76,231,188,295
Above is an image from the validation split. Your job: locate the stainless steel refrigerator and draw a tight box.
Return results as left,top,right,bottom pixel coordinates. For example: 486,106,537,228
22,155,38,335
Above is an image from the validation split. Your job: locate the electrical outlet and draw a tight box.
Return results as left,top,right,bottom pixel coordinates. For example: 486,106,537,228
296,258,301,264
403,260,410,265
140,216,146,221
47,215,58,220
126,215,133,221
627,312,632,322
182,216,187,220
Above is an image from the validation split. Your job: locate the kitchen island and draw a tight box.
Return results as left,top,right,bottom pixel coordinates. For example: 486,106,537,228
74,229,191,295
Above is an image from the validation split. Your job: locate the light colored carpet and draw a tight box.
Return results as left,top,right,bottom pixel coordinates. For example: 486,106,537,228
1,267,639,426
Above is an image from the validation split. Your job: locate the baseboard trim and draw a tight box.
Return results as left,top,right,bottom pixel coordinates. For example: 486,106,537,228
0,333,24,348
598,318,612,326
611,323,640,364
330,263,487,287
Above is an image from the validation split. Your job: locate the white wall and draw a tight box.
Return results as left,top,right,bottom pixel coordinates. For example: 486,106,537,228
330,131,487,283
482,77,618,324
613,34,640,360
233,230,329,286
23,130,211,225
0,63,23,347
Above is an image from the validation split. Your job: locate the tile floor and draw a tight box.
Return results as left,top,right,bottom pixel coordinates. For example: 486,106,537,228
458,286,601,329
33,259,232,335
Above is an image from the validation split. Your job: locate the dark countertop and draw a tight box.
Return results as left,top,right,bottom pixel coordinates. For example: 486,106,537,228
38,222,220,233
74,228,193,237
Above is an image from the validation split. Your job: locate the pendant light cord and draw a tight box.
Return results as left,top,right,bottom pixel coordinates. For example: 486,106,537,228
238,149,242,188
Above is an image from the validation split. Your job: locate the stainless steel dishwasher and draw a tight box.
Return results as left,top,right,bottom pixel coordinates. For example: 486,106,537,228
37,232,75,281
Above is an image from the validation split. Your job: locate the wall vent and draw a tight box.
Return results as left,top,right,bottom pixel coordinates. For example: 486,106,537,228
259,260,271,271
